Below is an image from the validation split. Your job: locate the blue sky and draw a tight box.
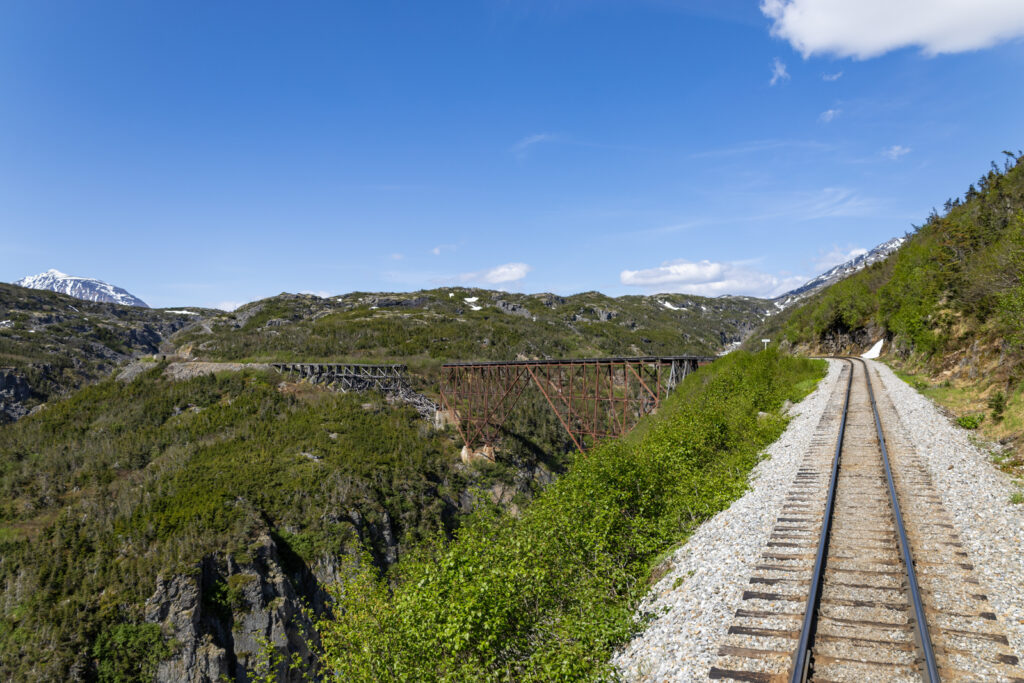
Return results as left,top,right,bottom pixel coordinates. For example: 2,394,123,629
2,0,1023,309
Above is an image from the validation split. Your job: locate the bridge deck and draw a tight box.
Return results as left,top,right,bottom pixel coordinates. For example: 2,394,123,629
443,355,713,367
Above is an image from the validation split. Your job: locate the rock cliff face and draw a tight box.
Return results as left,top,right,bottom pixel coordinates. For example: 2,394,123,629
0,368,32,422
146,534,323,683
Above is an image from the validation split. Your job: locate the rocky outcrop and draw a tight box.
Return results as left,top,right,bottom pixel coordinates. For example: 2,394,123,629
0,368,32,422
495,299,532,318
146,534,321,683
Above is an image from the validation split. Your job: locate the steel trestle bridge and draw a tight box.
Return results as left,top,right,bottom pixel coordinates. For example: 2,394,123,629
439,355,713,454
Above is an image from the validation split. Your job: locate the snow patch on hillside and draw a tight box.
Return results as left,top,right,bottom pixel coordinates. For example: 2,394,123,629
862,339,884,359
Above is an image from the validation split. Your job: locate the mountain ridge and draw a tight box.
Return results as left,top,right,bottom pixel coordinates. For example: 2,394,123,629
770,236,906,309
14,269,149,308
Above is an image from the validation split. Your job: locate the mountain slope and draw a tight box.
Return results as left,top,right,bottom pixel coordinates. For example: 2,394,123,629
170,288,774,368
0,283,210,421
760,151,1024,466
772,236,906,309
15,269,149,307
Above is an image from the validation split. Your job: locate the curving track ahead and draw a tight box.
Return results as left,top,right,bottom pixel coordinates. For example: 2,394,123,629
708,358,1024,682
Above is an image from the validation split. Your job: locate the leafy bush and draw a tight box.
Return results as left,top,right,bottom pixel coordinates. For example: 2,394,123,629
956,414,984,430
314,351,825,681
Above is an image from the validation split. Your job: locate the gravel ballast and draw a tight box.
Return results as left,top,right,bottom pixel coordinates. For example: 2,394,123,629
612,360,843,681
873,360,1024,662
613,358,1024,680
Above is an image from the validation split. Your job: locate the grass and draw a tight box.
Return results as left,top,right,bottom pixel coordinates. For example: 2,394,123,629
891,365,1024,476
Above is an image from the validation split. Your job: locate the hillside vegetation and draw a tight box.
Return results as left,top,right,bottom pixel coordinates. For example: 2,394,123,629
0,348,823,681
0,283,208,421
313,351,825,681
764,151,1024,466
172,289,772,368
0,365,505,680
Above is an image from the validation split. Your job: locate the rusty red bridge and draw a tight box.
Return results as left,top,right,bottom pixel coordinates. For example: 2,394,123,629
439,356,713,454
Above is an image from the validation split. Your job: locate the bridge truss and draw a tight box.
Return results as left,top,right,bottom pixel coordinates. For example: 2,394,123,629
271,362,408,392
439,356,713,454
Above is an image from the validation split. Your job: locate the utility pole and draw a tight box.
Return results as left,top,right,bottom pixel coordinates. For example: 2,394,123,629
761,338,770,351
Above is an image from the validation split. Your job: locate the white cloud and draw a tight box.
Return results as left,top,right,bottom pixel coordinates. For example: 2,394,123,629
461,262,533,285
819,108,841,122
761,0,1024,59
431,244,455,256
769,57,790,86
216,301,245,312
620,259,806,297
883,144,911,160
822,71,843,81
300,290,332,298
813,246,868,271
512,133,557,158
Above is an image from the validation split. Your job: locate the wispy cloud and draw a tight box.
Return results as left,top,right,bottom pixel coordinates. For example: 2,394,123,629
769,57,790,86
620,258,806,297
735,187,877,222
819,108,841,123
389,253,404,260
431,244,456,256
783,187,875,220
300,289,333,298
822,71,843,81
883,144,911,160
216,300,245,312
512,133,557,159
461,262,532,285
761,0,1024,58
689,139,834,159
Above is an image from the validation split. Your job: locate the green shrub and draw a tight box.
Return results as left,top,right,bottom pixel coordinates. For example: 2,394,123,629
92,623,173,683
956,414,984,429
989,391,1007,422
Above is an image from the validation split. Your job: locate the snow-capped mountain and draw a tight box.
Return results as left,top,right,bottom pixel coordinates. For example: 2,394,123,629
773,236,906,309
14,269,149,308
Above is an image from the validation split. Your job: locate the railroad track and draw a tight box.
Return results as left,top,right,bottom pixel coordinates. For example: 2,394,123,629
708,358,1024,682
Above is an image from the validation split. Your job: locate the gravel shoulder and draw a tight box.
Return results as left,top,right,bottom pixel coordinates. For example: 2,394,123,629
872,359,1024,662
612,359,843,681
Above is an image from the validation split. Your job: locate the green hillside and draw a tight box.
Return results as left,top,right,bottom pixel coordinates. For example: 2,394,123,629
0,283,210,421
762,151,1024,468
171,288,771,367
0,342,822,681
0,364,508,680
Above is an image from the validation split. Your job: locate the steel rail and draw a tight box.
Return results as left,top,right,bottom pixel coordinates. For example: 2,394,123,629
790,359,853,683
858,357,940,682
790,358,940,682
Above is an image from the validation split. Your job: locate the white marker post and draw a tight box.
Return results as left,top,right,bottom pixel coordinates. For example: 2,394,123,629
761,338,770,351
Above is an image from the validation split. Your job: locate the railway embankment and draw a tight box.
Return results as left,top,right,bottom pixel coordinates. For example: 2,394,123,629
615,358,1024,681
612,360,845,680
